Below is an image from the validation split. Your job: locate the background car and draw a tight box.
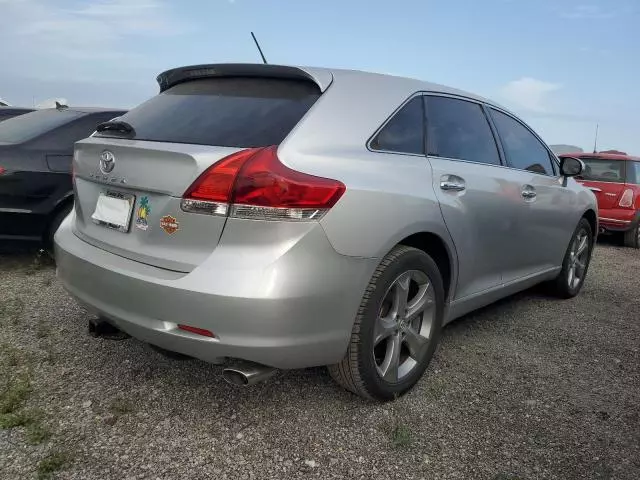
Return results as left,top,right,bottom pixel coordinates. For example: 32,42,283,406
0,106,35,122
55,64,596,401
560,151,640,248
0,105,127,247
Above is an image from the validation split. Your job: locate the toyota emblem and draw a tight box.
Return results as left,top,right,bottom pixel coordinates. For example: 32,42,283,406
99,150,115,174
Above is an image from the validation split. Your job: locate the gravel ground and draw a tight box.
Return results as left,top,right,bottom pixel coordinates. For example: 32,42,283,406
0,243,638,480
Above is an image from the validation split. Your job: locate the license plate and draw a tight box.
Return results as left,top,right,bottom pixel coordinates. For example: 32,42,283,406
91,191,135,233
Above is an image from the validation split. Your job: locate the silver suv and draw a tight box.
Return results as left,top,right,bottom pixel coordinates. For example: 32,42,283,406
55,63,597,401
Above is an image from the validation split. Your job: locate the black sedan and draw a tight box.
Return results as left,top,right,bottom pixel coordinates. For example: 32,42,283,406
0,106,126,247
0,106,35,123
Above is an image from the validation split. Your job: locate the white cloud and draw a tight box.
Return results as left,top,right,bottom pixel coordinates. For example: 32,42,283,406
560,4,616,19
1,0,184,62
499,77,562,113
0,0,185,106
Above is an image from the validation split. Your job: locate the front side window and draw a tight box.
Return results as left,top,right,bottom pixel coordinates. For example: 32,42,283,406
426,96,501,165
490,109,555,175
370,96,425,155
576,158,626,183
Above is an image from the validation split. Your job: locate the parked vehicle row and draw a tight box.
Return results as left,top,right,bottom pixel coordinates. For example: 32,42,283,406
50,63,599,401
559,151,640,248
0,106,126,246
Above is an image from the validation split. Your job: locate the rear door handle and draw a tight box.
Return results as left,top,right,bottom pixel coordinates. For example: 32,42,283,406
440,175,466,192
521,185,537,199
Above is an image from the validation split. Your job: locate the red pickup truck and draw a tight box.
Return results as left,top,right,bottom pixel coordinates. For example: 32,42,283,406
560,152,640,248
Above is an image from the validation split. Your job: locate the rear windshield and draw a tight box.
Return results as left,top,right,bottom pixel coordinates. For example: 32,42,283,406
577,158,626,182
0,109,82,143
95,77,321,147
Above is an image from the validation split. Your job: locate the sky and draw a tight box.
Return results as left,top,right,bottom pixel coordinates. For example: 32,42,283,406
1,0,638,153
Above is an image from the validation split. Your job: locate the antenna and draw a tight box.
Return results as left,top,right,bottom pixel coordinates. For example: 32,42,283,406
593,124,599,154
251,31,268,64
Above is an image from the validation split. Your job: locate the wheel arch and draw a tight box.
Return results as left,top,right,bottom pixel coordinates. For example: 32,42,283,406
582,208,597,237
395,231,456,304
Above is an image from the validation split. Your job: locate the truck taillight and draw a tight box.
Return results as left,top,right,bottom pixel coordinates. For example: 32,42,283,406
619,188,634,208
181,146,345,221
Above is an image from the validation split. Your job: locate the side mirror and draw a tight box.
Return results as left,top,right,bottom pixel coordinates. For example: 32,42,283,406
560,156,585,177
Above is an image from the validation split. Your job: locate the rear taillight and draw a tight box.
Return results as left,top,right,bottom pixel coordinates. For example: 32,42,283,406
0,166,5,175
619,188,634,208
181,146,345,221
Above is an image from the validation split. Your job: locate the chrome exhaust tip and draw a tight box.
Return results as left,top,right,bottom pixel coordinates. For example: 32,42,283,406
222,362,277,387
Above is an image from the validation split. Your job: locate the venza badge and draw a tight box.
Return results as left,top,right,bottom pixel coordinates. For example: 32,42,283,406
99,150,115,174
135,196,151,231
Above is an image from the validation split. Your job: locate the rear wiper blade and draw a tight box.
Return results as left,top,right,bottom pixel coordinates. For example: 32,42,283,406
96,120,136,136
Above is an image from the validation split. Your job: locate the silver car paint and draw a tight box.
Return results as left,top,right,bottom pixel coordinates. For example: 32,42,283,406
55,65,597,369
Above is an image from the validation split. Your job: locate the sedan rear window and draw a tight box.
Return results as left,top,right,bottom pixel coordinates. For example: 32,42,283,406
0,109,82,144
577,158,626,182
95,77,321,148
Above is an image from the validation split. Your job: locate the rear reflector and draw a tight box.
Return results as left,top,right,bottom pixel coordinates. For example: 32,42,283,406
181,146,345,221
619,188,634,208
177,324,216,338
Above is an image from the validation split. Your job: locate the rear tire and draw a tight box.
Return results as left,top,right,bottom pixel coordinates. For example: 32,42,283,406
623,224,640,249
328,245,444,401
548,218,594,299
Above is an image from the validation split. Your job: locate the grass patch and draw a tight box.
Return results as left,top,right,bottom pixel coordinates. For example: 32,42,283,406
37,451,71,480
109,397,135,415
0,408,51,444
0,297,25,325
0,372,31,414
0,411,29,428
1,344,24,367
36,321,52,339
25,420,52,445
390,422,412,448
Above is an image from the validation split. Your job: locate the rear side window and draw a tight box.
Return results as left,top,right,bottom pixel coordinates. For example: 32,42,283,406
0,109,82,144
95,77,321,147
577,158,626,183
628,162,640,185
370,96,425,155
490,109,555,175
426,96,501,165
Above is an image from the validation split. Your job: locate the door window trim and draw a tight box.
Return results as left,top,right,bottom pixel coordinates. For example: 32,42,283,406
366,93,426,157
486,106,560,177
423,93,506,167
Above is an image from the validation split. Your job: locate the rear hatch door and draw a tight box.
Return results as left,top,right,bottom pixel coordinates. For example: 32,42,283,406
576,157,627,209
72,75,323,272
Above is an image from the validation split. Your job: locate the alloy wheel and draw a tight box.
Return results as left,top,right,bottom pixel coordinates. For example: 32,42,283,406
568,229,589,289
373,270,436,383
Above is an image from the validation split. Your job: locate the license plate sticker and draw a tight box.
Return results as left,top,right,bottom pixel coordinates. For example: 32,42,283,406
91,191,135,233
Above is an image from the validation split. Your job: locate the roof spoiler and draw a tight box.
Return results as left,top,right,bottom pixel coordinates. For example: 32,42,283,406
156,63,333,93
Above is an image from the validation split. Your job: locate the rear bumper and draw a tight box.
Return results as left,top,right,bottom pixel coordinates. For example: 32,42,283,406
54,216,377,369
598,209,640,232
